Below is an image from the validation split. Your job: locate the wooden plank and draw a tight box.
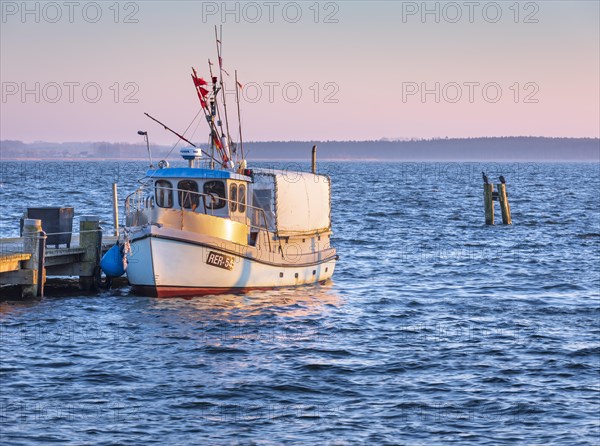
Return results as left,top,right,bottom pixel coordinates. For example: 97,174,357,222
46,263,86,276
44,253,84,267
0,269,34,285
0,253,31,273
45,248,86,258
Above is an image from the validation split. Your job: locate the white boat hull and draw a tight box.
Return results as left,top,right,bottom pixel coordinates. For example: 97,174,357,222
125,229,337,297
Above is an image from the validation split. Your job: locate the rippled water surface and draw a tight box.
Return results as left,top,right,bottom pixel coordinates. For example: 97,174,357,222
1,160,599,445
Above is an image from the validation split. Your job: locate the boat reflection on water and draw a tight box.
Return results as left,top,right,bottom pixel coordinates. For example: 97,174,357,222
132,281,343,350
147,280,342,320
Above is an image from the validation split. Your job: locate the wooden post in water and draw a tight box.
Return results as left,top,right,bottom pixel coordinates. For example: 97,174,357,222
22,218,46,298
112,183,119,236
497,183,512,225
311,145,317,174
483,183,495,225
79,216,102,292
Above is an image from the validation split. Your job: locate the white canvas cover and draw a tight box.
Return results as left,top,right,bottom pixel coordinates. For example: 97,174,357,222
252,169,331,235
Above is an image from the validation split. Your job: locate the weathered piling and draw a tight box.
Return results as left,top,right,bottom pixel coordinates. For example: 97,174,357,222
112,183,119,236
22,219,46,298
497,183,512,225
79,216,102,291
483,183,495,225
311,145,317,174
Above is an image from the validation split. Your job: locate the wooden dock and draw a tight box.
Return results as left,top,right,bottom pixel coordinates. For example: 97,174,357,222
0,216,117,298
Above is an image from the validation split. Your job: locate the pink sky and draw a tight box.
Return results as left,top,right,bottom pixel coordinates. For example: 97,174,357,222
1,1,598,144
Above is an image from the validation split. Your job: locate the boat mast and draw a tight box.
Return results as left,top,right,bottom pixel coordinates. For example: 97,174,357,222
209,58,229,164
191,66,225,167
235,70,245,162
215,25,234,167
210,74,218,169
206,59,216,169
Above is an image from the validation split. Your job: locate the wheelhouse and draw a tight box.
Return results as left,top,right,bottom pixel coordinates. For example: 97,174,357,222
149,168,251,222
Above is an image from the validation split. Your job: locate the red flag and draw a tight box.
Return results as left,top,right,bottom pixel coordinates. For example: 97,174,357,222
191,67,208,86
191,74,207,108
199,87,209,97
198,94,207,108
193,76,207,87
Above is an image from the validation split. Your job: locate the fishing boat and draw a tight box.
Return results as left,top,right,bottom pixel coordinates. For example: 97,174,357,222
113,30,337,297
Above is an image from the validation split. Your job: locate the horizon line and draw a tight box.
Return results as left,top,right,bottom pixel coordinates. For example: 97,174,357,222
2,135,600,145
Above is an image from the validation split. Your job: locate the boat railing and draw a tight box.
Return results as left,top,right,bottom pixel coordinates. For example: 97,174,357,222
125,186,273,250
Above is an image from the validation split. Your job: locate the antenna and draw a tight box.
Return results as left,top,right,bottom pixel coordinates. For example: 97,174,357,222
137,130,154,168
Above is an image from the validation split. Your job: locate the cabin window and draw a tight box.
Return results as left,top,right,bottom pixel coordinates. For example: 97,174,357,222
229,183,238,212
178,180,199,210
155,180,173,208
238,184,246,213
203,180,226,210
252,189,274,230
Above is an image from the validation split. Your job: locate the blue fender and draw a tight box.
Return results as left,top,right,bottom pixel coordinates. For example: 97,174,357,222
100,244,126,277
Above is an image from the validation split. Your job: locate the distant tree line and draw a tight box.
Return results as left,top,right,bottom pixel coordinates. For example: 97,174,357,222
1,137,598,161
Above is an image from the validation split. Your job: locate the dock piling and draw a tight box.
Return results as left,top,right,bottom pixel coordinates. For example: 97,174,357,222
112,183,119,236
497,183,512,225
483,175,513,226
22,219,46,298
483,183,495,225
79,216,102,292
311,145,317,174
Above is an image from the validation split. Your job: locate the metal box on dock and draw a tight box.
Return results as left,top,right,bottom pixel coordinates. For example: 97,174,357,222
20,207,74,248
